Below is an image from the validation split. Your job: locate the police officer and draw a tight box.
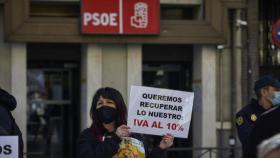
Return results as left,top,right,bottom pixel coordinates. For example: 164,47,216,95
246,92,280,158
235,75,280,158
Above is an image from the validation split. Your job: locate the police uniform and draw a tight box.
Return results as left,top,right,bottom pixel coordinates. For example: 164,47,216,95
245,105,280,158
236,99,266,157
236,75,280,158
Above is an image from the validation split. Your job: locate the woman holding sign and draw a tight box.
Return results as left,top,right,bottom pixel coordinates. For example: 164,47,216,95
77,87,173,158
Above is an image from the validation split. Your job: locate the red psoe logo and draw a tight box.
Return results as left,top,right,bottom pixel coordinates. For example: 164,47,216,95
81,0,159,34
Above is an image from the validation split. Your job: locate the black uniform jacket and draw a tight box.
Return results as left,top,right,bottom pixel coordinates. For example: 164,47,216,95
235,99,266,157
245,106,280,158
0,88,24,158
77,128,165,158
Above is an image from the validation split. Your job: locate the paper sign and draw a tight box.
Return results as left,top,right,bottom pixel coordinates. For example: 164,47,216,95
127,86,194,138
0,136,19,158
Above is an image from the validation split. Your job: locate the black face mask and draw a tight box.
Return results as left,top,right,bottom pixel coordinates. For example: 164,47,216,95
96,106,118,124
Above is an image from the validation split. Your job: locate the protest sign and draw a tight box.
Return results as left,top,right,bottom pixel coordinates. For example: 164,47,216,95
127,86,194,138
0,136,18,158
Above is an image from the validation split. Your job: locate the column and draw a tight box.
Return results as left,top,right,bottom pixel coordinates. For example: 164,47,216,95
127,44,142,98
11,43,27,155
193,45,217,156
80,44,102,129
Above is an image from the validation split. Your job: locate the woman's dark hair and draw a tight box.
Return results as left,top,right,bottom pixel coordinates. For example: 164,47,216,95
90,87,127,140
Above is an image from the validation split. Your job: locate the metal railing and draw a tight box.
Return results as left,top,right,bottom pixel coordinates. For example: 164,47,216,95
24,152,44,157
24,146,242,158
167,146,242,158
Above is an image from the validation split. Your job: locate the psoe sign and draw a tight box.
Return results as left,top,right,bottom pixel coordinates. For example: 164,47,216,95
81,0,160,34
0,136,18,158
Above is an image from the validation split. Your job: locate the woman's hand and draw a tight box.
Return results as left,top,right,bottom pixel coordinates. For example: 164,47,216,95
115,125,130,138
159,133,174,149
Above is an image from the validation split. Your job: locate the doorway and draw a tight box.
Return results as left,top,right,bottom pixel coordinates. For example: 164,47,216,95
26,44,81,158
142,44,193,158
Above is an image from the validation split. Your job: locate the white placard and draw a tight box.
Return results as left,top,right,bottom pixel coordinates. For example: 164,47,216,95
0,136,19,158
127,86,194,138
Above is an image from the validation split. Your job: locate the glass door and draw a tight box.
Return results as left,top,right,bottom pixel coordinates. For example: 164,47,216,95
143,62,193,158
27,66,79,158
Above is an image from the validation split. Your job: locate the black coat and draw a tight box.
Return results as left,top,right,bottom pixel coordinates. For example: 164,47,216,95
245,106,280,158
77,128,166,158
235,99,266,158
0,88,24,158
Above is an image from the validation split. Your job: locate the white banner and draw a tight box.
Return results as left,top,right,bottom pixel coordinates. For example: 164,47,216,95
0,136,19,158
127,86,194,138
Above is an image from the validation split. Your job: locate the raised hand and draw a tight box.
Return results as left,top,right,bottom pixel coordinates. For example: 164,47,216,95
159,133,174,149
115,124,130,138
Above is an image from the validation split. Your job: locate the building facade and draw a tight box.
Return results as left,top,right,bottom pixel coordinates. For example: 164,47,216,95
0,0,249,157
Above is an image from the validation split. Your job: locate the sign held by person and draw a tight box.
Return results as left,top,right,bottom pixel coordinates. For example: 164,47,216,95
0,136,18,158
127,86,194,138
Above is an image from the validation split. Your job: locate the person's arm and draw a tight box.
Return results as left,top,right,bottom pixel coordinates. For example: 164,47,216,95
0,106,12,134
0,88,17,111
130,134,166,158
236,113,252,145
150,133,174,158
77,130,121,158
0,126,8,135
246,117,270,158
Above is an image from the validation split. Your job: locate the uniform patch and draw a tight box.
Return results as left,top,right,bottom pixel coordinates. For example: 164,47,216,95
236,116,243,126
250,114,257,122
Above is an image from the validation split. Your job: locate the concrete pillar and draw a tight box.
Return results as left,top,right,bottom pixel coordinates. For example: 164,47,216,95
234,9,243,117
80,44,102,129
127,44,142,98
218,47,232,122
0,5,11,89
80,44,142,129
0,49,11,89
102,45,127,101
233,10,244,158
11,43,27,155
193,45,217,156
